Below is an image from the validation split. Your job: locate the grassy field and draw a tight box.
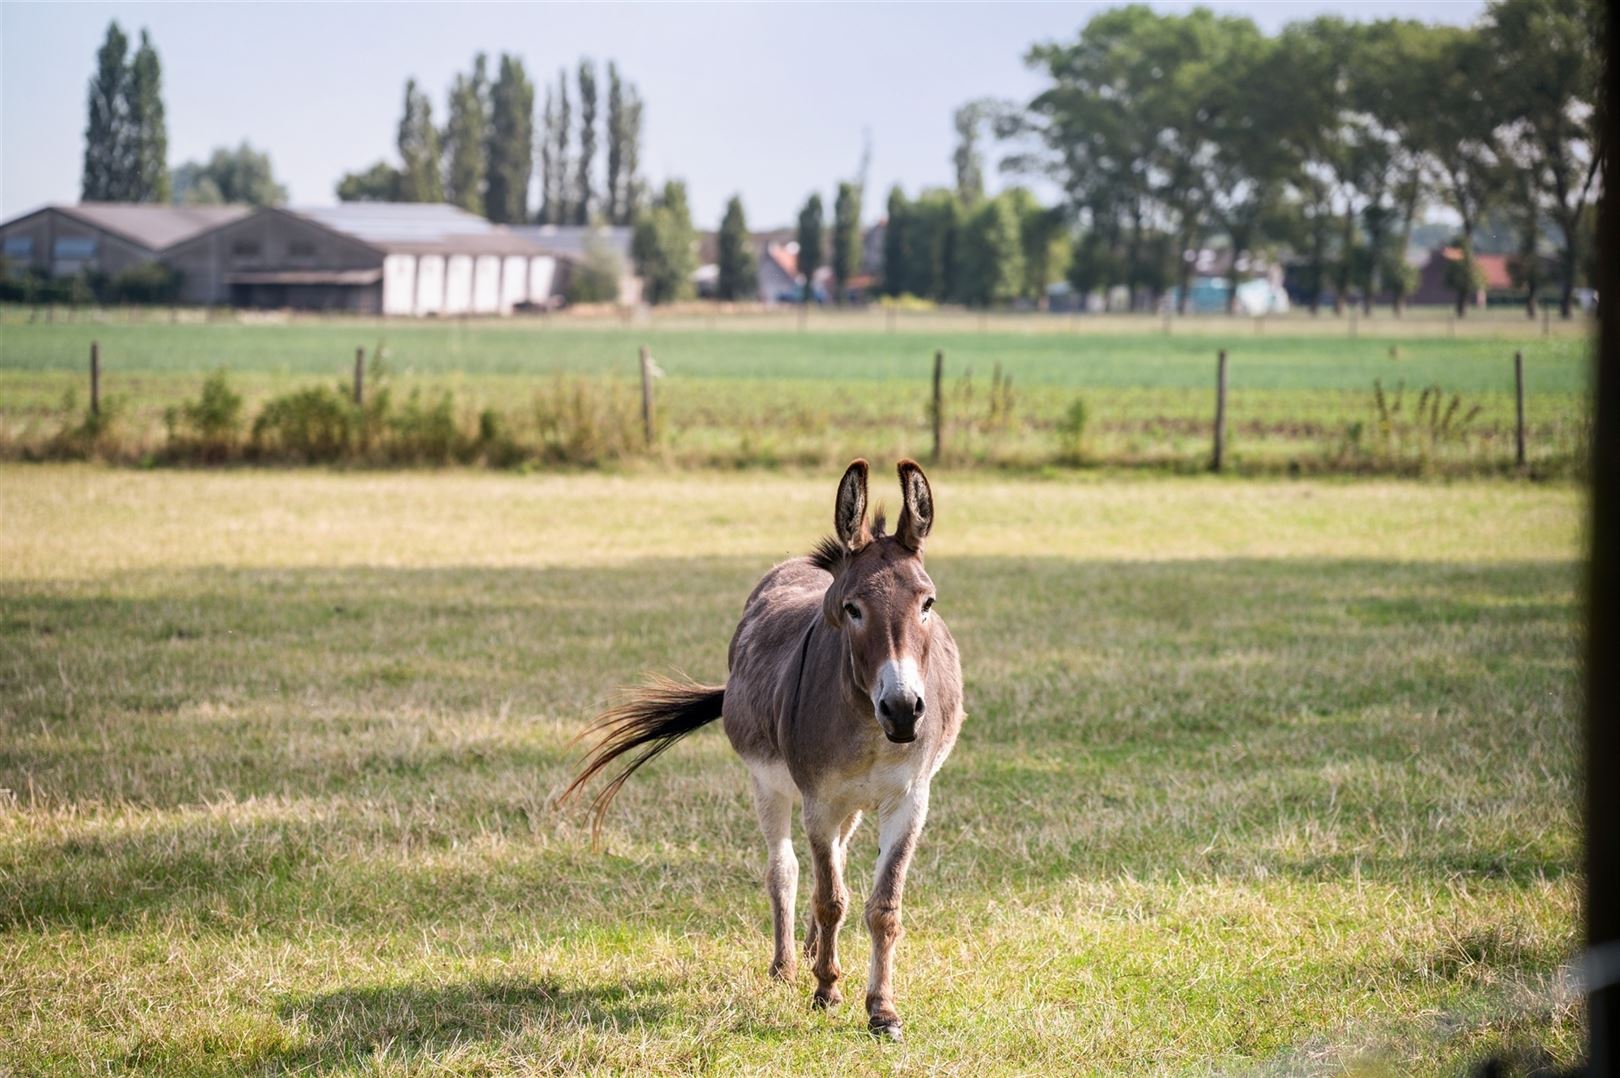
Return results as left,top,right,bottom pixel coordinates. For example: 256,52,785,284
0,464,1585,1074
0,311,1593,472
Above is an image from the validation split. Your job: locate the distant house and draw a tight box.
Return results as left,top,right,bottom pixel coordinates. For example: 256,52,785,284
163,203,556,314
689,231,809,304
1409,246,1513,308
758,241,803,303
0,203,250,280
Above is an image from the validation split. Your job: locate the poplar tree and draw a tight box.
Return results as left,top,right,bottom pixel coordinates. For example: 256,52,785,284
575,59,597,224
484,54,534,223
542,71,573,225
81,22,130,201
618,86,643,225
444,54,489,215
882,186,910,297
717,195,758,301
796,194,824,305
831,182,863,305
128,30,169,203
539,85,561,224
606,63,625,225
397,79,443,202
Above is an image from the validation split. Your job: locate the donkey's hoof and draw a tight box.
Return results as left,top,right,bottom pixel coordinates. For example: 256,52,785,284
811,986,843,1010
768,959,796,982
869,1016,904,1041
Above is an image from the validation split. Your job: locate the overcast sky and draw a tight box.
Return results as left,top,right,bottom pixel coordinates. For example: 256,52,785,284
1,1,1486,230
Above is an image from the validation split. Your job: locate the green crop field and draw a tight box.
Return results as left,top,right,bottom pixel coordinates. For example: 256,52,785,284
0,464,1585,1074
0,310,1594,472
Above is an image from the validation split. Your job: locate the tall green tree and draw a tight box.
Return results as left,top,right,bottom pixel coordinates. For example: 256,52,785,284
1485,0,1605,318
81,21,131,201
539,84,562,224
630,180,697,305
484,55,534,223
882,186,910,297
1005,189,1068,305
575,60,598,224
831,182,863,305
444,54,489,215
606,64,626,225
173,143,288,205
545,70,572,224
1412,26,1509,315
618,86,644,225
907,188,963,302
952,104,985,206
795,194,824,305
128,30,168,203
957,193,1025,307
717,195,758,302
397,78,443,202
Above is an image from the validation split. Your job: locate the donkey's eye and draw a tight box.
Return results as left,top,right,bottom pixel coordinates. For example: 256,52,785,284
922,596,936,616
843,603,862,621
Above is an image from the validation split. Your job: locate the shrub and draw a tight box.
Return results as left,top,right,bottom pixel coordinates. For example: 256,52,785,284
164,369,244,461
533,376,641,464
111,262,182,304
565,237,624,305
252,385,358,462
1056,397,1088,463
46,388,125,460
386,388,461,464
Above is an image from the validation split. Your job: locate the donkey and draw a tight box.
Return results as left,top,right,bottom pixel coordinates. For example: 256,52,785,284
561,458,963,1040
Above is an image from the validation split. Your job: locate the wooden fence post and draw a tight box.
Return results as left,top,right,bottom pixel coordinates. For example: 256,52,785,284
640,346,656,447
1515,350,1527,468
90,341,101,417
353,347,365,406
931,349,944,464
1212,349,1228,473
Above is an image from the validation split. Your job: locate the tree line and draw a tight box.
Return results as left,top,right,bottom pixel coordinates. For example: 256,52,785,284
1000,0,1604,318
337,54,645,227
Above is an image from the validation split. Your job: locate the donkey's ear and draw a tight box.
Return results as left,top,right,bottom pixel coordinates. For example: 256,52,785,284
895,459,934,552
835,458,871,550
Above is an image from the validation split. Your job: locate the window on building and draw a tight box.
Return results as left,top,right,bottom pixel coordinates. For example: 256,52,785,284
3,236,34,260
231,239,262,259
52,237,97,259
287,240,317,259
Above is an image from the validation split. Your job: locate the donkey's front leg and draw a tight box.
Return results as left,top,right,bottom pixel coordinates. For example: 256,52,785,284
866,784,930,1040
804,800,854,1009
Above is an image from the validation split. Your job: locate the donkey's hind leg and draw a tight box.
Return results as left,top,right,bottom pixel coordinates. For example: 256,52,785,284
748,759,799,981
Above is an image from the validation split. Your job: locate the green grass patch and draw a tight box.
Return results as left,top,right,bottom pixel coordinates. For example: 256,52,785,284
0,466,1585,1073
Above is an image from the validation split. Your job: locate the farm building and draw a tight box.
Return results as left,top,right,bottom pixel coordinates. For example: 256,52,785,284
162,203,559,314
0,203,250,280
507,224,642,305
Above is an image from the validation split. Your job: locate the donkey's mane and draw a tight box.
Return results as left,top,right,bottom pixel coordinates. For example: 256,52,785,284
807,507,886,572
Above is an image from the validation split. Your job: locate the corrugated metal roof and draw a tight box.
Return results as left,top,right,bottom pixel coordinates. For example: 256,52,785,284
507,224,634,262
289,203,540,256
58,203,253,250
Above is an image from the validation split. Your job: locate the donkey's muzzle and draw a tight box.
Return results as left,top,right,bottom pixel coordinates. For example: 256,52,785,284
877,691,925,743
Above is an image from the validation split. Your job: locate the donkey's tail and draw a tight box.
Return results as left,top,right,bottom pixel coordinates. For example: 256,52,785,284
559,675,726,843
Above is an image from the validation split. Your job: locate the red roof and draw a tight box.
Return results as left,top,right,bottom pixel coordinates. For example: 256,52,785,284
1439,247,1513,290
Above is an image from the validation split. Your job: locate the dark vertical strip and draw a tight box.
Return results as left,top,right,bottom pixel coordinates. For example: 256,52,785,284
1586,10,1619,1072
